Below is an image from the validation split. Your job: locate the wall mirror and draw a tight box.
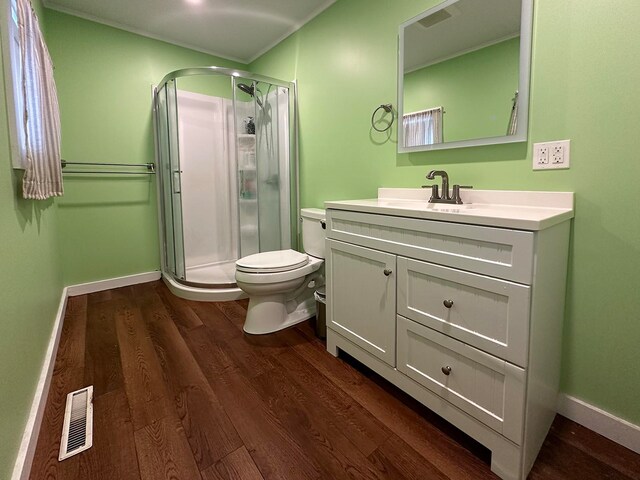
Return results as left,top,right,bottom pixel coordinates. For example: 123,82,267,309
397,0,533,152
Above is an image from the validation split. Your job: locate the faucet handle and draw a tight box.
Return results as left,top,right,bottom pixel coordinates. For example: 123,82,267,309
452,185,473,204
421,184,440,201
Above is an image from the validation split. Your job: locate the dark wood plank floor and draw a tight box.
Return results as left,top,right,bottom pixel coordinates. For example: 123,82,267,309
30,281,640,480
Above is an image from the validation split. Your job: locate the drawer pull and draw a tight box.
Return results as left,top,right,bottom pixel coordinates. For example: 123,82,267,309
443,299,454,308
441,365,452,376
383,268,393,276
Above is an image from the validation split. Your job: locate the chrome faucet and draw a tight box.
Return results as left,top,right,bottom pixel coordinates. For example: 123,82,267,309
427,170,450,201
423,169,472,204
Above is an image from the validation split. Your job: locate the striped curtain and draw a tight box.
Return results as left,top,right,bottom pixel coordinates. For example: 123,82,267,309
403,107,443,147
18,0,63,199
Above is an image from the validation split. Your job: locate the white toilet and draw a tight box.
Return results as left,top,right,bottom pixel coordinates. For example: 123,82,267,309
235,208,326,334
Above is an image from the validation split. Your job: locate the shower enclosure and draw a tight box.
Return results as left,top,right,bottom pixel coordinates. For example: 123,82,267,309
154,67,298,301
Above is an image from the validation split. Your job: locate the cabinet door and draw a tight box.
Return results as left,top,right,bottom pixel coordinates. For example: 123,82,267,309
327,239,396,366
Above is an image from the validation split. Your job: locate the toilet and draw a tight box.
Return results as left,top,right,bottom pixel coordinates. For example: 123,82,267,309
235,208,326,334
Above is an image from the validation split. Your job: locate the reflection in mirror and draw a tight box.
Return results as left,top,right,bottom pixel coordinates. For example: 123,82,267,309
398,0,532,152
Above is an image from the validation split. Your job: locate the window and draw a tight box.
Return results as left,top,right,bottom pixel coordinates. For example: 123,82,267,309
2,0,63,199
1,0,27,168
402,107,444,147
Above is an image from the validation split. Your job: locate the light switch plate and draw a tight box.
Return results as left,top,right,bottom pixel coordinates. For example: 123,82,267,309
533,140,570,170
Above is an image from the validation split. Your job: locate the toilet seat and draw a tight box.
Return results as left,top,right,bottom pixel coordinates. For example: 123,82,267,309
235,255,323,285
236,249,309,274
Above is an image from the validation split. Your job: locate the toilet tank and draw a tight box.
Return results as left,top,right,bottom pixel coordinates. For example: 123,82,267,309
301,208,326,259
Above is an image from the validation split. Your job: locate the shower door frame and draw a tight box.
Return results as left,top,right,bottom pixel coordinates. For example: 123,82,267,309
153,67,300,291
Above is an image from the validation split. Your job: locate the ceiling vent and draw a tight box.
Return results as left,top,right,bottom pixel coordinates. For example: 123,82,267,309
58,386,93,461
418,6,461,29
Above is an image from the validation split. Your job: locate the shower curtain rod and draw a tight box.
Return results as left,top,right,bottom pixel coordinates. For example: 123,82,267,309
404,106,446,116
61,160,156,175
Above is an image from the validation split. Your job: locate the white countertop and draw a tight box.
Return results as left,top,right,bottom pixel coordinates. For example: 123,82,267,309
324,189,574,231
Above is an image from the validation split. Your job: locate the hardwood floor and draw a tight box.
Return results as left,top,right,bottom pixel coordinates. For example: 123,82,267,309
30,281,640,480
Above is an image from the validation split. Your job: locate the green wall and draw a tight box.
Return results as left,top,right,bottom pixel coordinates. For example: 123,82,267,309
403,37,519,142
43,10,246,285
250,0,640,424
0,1,64,476
176,74,238,99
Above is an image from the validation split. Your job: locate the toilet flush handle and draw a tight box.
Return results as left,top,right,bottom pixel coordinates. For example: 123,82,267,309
320,220,326,229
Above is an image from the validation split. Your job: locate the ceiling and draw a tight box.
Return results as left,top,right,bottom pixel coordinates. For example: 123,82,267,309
43,0,336,64
404,0,521,72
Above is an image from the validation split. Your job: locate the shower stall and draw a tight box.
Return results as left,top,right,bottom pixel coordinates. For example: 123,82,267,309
154,67,298,301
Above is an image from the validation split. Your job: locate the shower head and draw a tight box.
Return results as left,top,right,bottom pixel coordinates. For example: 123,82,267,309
236,82,264,108
237,83,254,96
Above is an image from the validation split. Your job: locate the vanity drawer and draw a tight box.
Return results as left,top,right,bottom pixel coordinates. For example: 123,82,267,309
327,210,534,284
397,257,530,367
397,316,525,443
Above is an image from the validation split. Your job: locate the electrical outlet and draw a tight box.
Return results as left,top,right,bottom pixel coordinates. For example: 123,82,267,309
533,140,570,170
551,145,564,164
536,145,549,165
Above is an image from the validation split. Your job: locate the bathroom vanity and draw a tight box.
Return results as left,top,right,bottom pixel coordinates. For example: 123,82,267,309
324,188,574,480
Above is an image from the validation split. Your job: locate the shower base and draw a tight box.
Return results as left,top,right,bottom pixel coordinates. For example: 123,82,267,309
163,269,246,302
186,260,237,286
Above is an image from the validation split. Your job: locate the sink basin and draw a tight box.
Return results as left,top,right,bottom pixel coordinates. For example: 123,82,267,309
379,200,475,212
425,203,475,212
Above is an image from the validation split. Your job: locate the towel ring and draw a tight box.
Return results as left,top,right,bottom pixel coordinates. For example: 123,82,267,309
371,103,395,132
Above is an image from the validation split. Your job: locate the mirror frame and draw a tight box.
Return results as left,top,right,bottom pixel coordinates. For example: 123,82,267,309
397,0,533,153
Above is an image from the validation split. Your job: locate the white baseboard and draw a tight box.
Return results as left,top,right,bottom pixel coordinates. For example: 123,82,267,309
11,288,69,480
558,394,640,454
66,271,161,296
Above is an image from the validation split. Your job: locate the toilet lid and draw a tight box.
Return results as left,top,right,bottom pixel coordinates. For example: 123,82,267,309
236,249,309,273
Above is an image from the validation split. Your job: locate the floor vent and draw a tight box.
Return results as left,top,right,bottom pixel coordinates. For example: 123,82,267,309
58,386,93,461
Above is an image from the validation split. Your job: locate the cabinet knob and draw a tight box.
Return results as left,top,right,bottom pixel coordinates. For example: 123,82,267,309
383,268,392,276
443,299,454,308
441,366,452,376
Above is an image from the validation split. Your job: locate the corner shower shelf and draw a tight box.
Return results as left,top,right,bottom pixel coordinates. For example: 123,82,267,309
238,134,256,146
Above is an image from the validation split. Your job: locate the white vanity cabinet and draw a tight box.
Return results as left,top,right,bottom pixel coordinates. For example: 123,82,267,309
325,196,573,480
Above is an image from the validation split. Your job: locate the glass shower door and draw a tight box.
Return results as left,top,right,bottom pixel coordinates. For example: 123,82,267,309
157,80,186,280
234,77,260,258
173,74,239,287
255,82,291,252
234,79,291,256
